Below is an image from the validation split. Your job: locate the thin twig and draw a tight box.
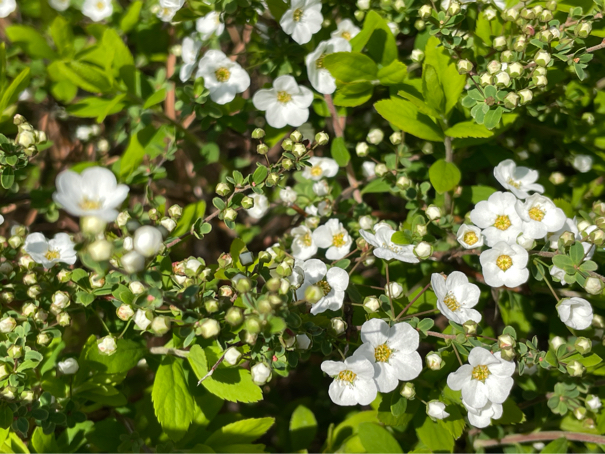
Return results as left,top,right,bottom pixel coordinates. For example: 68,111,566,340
473,431,605,449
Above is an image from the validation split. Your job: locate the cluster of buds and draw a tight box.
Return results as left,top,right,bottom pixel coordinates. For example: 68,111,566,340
13,114,46,157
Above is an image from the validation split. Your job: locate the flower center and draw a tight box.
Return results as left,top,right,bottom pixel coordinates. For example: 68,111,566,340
310,165,323,177
96,1,105,10
507,178,521,189
215,67,231,82
443,292,460,312
493,215,511,231
337,369,357,383
529,206,545,221
332,233,346,247
472,364,490,382
302,233,313,247
374,343,392,362
316,54,326,69
79,197,102,211
293,8,304,21
317,279,331,296
45,250,60,261
277,91,292,103
463,231,479,245
496,254,513,271
342,31,351,40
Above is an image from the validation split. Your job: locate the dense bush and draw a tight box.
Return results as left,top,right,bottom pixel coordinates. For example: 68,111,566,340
1,0,605,452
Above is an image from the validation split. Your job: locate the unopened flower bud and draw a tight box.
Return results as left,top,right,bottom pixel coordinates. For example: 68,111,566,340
356,142,369,157
151,316,171,336
0,364,9,380
23,273,37,285
331,317,347,335
457,59,473,74
8,236,22,249
386,282,404,299
551,336,566,350
315,131,329,145
426,352,443,370
396,175,412,190
88,239,113,261
463,320,478,335
487,60,501,74
117,304,135,321
448,0,460,15
504,92,519,109
425,205,441,221
122,250,146,274
224,347,242,365
7,345,22,359
414,241,432,259
305,285,323,304
375,163,388,177
400,382,416,399
575,337,592,354
508,62,524,79
500,347,516,361
97,335,117,356
411,49,424,63
281,138,293,151
37,333,52,346
567,359,585,377
498,334,516,349
216,182,231,197
574,406,587,420
57,312,71,326
252,128,265,139
223,208,238,222
160,217,177,233
292,143,306,158
493,36,507,50
198,318,220,338
226,307,244,326
513,36,527,51
257,143,269,155
503,8,519,20
0,317,16,334
389,132,402,145
251,362,271,385
479,73,492,86
584,277,603,295
534,74,548,87
535,50,551,67
363,296,381,312
575,22,592,38
495,71,511,87
518,89,533,104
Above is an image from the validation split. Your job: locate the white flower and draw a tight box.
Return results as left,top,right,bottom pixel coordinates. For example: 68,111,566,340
57,358,79,375
134,309,152,331
573,155,593,173
367,128,384,145
53,167,129,222
447,347,515,408
75,126,93,141
362,161,376,178
122,251,145,274
313,179,330,196
557,297,593,330
359,215,373,230
331,19,360,41
457,224,484,249
360,225,419,263
49,0,70,12
179,36,202,82
493,159,544,199
291,225,318,260
355,319,422,393
0,317,16,333
414,241,432,259
245,193,269,219
196,50,250,105
587,395,602,411
97,336,117,356
470,192,523,246
296,333,311,349
224,347,242,366
387,22,399,35
82,0,112,21
426,352,443,370
386,282,403,299
480,241,529,288
427,401,450,420
156,5,180,22
280,0,323,45
296,259,349,314
252,76,313,129
514,194,566,240
0,0,16,17
313,219,352,260
280,186,298,205
196,12,225,41
305,38,351,94
302,157,339,181
321,355,378,406
134,226,163,258
23,233,77,268
463,399,503,428
251,362,271,385
431,272,482,324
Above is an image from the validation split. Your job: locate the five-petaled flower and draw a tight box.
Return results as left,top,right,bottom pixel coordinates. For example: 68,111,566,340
296,259,349,314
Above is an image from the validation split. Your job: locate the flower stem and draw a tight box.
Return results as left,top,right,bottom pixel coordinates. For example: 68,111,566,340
395,281,432,320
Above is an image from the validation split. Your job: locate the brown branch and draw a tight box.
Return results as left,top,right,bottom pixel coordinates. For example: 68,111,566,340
473,431,605,449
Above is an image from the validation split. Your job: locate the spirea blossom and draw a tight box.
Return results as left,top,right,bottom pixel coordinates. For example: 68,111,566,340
252,76,313,129
302,157,339,181
196,50,250,105
245,193,269,219
557,297,593,330
480,241,529,288
49,0,70,12
196,12,225,41
291,225,318,261
463,400,503,428
280,0,323,45
360,225,419,263
23,233,77,268
470,192,523,246
456,224,484,249
305,38,351,94
179,36,202,82
313,219,352,260
321,355,378,406
296,259,349,314
331,19,361,41
514,194,566,240
82,0,112,21
493,159,544,199
431,271,482,324
355,319,422,392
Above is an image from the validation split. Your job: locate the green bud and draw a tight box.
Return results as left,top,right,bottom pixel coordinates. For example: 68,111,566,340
315,131,329,145
223,208,238,222
281,138,293,151
414,19,425,31
456,59,473,74
168,204,183,219
418,4,432,19
305,285,323,304
266,173,280,186
216,182,231,197
502,8,519,20
204,298,220,313
575,337,592,354
226,307,244,326
546,0,557,10
292,143,306,157
400,382,416,399
463,320,477,335
518,89,533,105
504,92,519,109
290,130,303,143
567,360,585,377
257,143,269,155
252,128,266,139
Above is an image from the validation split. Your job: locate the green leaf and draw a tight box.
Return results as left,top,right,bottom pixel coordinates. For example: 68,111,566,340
357,422,402,453
361,178,392,194
570,241,585,265
444,121,493,138
119,125,166,178
76,292,95,307
187,345,263,403
174,200,207,237
350,11,398,65
377,61,408,85
415,415,455,452
0,168,14,190
265,0,289,21
323,52,378,83
31,427,59,454
331,137,350,167
205,417,275,449
289,405,317,451
424,36,465,114
541,437,568,453
152,356,196,442
333,82,374,107
6,25,58,60
552,254,574,271
374,97,444,142
565,353,602,367
0,68,31,116
484,107,503,130
143,88,167,109
49,16,74,58
429,159,461,194
252,165,268,185
66,96,128,118
54,61,112,94
120,1,143,32
422,65,445,115
82,335,145,375
496,399,526,425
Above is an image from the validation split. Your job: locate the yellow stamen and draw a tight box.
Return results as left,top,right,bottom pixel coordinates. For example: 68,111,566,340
529,206,545,222
374,343,392,362
317,279,332,296
293,8,304,21
215,67,231,82
507,178,521,189
45,250,60,261
443,293,460,312
79,197,101,211
337,369,357,383
316,54,326,69
310,165,323,177
472,364,490,382
494,215,511,231
302,233,313,247
463,231,479,246
342,31,351,40
96,1,104,10
332,233,346,248
496,255,513,271
277,91,292,103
